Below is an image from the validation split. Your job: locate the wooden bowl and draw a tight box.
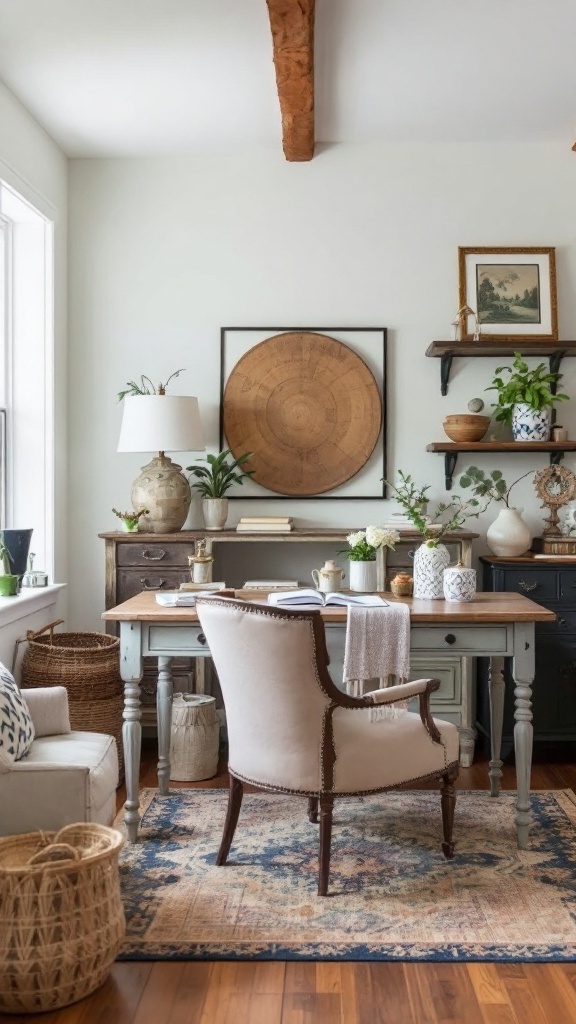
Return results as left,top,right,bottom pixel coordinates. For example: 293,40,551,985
442,414,490,443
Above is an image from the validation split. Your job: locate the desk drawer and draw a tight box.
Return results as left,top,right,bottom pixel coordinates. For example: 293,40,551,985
410,626,508,654
145,624,209,656
117,542,193,567
117,568,189,600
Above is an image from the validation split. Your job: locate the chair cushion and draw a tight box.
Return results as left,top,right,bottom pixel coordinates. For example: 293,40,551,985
0,661,34,768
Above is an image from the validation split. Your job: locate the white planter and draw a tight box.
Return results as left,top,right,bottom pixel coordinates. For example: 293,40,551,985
443,566,477,603
202,498,228,531
349,560,377,592
486,507,531,557
413,542,450,600
512,403,550,441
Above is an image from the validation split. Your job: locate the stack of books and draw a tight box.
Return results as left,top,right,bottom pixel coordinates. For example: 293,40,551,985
236,516,293,533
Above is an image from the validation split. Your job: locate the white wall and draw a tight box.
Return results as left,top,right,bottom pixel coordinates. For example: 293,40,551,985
68,143,576,629
0,81,68,641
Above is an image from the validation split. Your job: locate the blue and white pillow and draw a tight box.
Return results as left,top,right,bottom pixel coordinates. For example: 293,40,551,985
0,661,34,766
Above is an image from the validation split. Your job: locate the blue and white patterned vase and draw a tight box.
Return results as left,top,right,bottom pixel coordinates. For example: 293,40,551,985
443,565,476,602
511,403,550,441
413,542,450,600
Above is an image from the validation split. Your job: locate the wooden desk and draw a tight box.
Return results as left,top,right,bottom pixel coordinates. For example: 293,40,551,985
103,590,555,847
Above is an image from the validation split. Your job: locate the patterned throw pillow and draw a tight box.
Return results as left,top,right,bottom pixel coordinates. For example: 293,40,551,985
0,661,35,765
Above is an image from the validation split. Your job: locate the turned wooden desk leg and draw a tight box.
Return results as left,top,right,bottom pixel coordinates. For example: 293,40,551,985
157,655,173,796
488,655,505,797
120,621,143,844
512,622,535,849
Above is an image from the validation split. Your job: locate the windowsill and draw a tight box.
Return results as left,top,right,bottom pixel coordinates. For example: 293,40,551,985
0,584,66,627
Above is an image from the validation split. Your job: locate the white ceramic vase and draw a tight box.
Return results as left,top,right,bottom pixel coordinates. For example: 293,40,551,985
413,542,450,599
202,497,228,531
349,560,377,592
486,507,531,557
511,403,550,441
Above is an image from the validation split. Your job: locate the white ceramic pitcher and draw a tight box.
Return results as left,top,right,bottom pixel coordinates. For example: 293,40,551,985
311,559,344,593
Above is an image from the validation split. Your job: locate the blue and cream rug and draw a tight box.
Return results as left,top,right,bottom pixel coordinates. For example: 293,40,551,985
117,787,576,962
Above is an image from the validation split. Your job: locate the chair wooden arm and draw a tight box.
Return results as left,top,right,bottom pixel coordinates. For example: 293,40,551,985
361,678,442,743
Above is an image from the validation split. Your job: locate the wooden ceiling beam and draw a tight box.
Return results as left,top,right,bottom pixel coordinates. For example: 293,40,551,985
265,0,315,162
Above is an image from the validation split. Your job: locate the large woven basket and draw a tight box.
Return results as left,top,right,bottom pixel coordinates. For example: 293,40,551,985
170,693,220,781
20,621,124,780
0,823,125,1014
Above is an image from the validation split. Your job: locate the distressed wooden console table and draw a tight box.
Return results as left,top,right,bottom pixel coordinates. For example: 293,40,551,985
102,590,554,848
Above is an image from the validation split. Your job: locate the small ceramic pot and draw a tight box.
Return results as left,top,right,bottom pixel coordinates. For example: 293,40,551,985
390,572,413,597
349,560,377,593
443,566,477,603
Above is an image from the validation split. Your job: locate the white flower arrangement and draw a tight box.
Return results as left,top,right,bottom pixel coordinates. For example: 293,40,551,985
341,526,401,562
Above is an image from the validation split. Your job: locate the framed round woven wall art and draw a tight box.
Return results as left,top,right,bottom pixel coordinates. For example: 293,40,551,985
220,329,385,497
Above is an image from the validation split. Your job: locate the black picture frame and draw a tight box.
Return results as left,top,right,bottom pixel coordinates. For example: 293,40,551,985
219,326,387,499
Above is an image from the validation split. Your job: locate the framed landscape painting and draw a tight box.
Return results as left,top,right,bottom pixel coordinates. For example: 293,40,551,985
458,246,558,341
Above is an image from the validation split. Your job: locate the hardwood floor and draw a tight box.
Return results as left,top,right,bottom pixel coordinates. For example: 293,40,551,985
3,743,576,1024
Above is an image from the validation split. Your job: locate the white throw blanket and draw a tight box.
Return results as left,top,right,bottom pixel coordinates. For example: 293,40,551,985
343,603,411,719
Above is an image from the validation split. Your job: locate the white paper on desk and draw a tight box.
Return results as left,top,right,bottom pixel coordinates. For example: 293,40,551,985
155,591,222,607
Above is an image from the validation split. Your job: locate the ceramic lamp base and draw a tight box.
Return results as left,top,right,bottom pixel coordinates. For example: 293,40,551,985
131,455,191,534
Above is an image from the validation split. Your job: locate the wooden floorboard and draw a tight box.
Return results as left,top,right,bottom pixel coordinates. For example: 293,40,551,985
2,743,576,1024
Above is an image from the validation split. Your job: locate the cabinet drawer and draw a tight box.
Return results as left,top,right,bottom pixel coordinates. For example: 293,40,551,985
410,626,508,654
560,571,576,599
116,542,193,567
145,624,209,656
499,569,558,602
117,568,189,600
409,657,460,704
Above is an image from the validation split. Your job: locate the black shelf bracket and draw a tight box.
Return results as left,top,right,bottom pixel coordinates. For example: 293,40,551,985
550,450,565,466
549,350,566,381
444,452,459,490
440,354,453,396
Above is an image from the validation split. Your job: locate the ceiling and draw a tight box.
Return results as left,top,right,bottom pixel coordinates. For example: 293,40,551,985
0,0,574,158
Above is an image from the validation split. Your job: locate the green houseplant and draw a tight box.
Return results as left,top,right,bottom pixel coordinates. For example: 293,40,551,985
0,538,18,596
112,507,149,533
186,450,255,531
486,351,568,441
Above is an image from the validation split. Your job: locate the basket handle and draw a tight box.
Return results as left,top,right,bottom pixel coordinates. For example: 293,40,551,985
26,619,65,642
27,842,81,866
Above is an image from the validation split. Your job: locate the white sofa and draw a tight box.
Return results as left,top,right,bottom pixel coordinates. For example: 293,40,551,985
0,686,119,836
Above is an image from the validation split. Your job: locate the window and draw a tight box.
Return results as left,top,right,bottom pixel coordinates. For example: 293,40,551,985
0,181,54,577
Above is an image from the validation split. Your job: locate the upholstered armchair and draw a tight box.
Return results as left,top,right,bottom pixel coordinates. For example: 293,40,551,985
196,597,460,897
0,686,119,836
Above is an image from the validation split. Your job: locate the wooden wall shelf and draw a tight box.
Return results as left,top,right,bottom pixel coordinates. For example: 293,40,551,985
426,441,576,489
425,340,576,395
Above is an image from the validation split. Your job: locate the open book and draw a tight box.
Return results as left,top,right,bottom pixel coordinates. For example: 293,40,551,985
267,589,387,608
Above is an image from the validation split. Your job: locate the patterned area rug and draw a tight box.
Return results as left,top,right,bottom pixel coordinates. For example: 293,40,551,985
117,787,576,962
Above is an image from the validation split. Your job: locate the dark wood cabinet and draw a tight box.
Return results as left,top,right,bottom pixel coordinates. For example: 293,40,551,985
478,556,575,751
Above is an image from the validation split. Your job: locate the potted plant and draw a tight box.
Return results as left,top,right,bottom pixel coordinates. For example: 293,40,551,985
339,527,400,592
112,507,149,533
186,450,255,531
486,351,568,441
0,539,19,596
386,471,486,598
459,466,534,556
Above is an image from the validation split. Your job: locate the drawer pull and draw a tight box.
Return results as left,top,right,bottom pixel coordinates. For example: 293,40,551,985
197,632,207,646
444,633,456,646
142,549,167,561
517,579,538,593
559,617,567,627
141,578,167,590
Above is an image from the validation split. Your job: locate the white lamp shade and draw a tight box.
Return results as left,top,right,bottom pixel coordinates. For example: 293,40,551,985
117,395,205,453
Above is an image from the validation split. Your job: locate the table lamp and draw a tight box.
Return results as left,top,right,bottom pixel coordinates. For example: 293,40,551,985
117,394,204,533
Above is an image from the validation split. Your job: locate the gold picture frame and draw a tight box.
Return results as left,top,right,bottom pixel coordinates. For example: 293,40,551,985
458,246,558,341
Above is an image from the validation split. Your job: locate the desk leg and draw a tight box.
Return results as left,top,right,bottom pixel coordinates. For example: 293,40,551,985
512,622,535,849
157,656,173,795
488,656,505,797
120,622,143,844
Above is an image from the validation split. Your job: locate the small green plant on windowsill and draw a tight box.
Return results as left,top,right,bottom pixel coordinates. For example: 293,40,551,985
459,467,534,509
0,539,18,596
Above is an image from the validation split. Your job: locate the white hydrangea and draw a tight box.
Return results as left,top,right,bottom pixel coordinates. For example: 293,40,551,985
366,525,401,550
346,530,366,549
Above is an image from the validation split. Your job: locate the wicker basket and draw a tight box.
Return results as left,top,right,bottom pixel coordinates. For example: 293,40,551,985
20,621,124,780
170,693,220,781
0,823,125,1014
